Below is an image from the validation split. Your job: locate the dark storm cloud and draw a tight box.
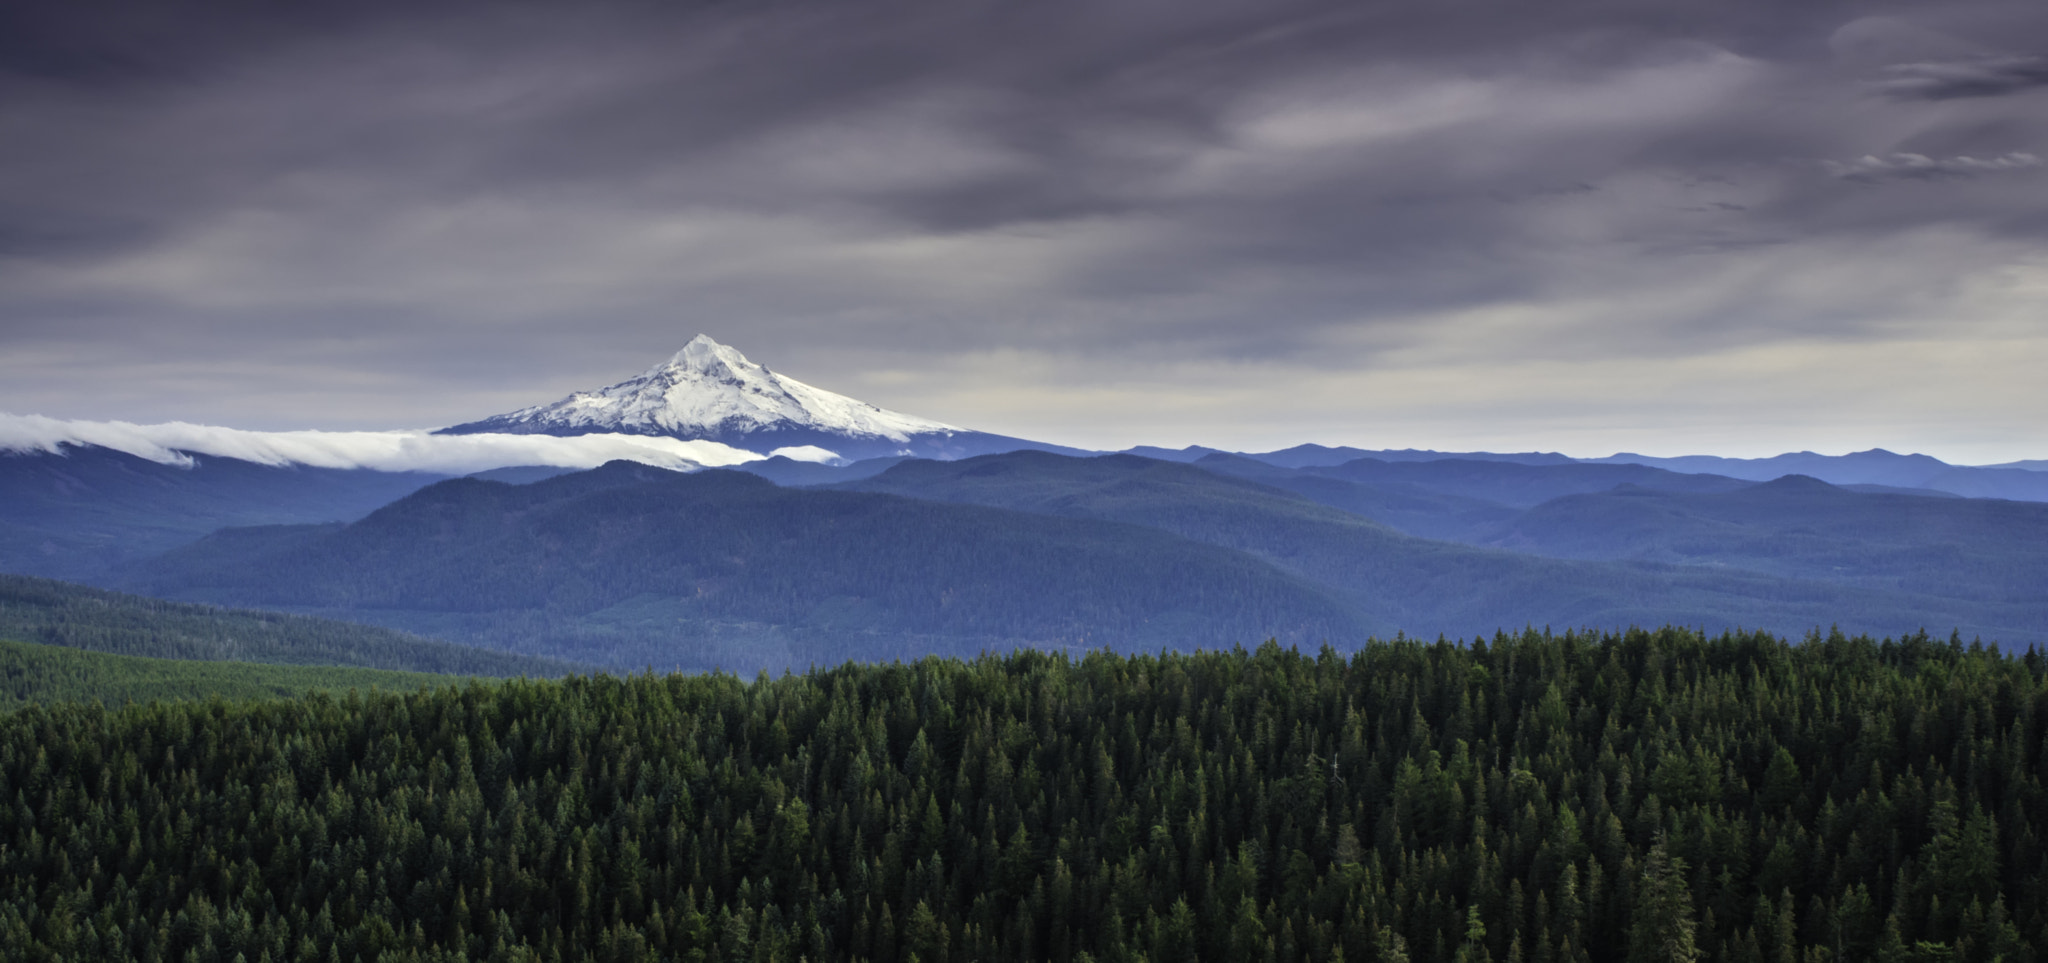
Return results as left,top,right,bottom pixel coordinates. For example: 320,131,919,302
2,0,2048,459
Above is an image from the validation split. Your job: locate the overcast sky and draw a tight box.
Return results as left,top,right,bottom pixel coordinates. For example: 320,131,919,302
3,0,2047,461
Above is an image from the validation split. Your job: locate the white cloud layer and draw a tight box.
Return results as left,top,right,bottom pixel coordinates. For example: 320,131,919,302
767,446,845,464
0,414,773,474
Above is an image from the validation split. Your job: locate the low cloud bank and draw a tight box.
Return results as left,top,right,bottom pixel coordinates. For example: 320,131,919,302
0,414,773,474
767,446,845,464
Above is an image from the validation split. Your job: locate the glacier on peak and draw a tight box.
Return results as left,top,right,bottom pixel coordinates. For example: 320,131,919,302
440,334,958,446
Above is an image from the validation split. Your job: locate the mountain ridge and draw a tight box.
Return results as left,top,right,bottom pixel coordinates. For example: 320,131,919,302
1591,447,2048,500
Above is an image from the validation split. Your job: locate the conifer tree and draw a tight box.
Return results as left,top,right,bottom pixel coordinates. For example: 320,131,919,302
1628,837,1699,963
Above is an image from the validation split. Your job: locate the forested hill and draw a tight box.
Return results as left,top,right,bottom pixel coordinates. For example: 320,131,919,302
0,638,461,710
122,462,1373,669
0,574,575,677
2,627,2042,962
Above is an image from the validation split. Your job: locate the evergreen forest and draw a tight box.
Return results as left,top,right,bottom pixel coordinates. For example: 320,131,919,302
1,627,2043,962
0,639,462,711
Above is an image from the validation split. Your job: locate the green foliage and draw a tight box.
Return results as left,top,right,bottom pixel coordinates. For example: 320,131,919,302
0,574,576,677
1628,836,1698,963
0,626,2043,962
0,638,469,709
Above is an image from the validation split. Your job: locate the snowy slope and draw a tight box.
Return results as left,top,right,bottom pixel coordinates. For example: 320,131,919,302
440,335,1076,461
442,335,955,440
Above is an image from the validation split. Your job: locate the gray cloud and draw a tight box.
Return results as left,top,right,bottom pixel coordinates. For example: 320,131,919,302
1822,151,2043,180
3,0,2048,460
1877,56,2048,100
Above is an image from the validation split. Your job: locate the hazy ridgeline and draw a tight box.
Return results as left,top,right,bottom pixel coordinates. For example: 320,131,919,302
1,627,2041,962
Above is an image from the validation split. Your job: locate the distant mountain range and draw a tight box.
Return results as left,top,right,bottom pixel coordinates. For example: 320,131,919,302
831,452,2048,640
1583,449,2048,500
1124,442,2048,501
1126,444,1579,468
95,451,2048,672
6,336,2048,669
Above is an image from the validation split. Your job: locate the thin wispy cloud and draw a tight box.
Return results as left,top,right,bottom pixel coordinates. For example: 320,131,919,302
1877,56,2048,100
1822,151,2043,180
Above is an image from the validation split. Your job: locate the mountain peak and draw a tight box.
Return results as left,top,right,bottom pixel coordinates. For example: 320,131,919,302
666,334,752,374
438,337,1081,462
1755,473,1841,493
439,337,963,453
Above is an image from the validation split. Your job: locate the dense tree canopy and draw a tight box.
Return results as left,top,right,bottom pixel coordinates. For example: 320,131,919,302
1,627,2042,962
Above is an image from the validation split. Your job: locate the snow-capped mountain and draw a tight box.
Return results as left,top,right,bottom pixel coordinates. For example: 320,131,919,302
439,335,1076,462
